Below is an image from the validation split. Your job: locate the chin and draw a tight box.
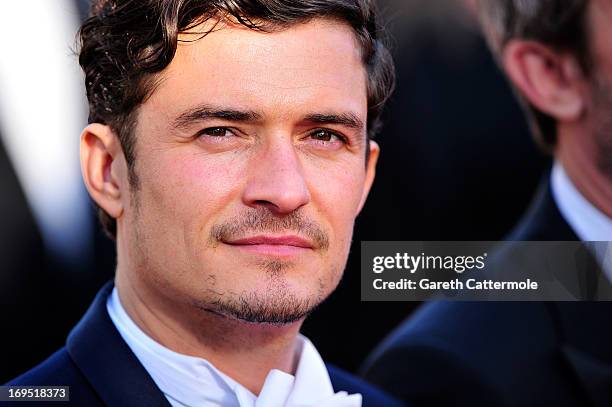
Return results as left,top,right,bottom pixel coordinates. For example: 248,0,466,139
193,287,324,325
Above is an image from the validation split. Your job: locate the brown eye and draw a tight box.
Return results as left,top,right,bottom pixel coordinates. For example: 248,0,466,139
312,130,331,141
200,127,232,137
311,129,340,142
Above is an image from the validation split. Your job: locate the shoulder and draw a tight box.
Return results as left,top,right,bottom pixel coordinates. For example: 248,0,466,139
361,301,557,405
4,347,102,406
383,300,553,344
366,300,556,369
7,348,79,386
327,364,407,407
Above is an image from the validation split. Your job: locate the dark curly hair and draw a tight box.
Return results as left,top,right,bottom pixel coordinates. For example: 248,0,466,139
78,0,395,239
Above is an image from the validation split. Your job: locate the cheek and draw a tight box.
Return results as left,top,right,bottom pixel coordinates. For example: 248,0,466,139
137,150,247,236
307,161,365,247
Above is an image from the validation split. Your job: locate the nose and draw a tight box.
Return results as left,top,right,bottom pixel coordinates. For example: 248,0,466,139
242,140,310,215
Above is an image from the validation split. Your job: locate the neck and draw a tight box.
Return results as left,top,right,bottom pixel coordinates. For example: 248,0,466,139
114,268,302,395
557,124,612,219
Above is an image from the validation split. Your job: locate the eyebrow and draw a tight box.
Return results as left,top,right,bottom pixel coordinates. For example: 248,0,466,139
172,104,263,129
171,104,365,132
303,112,365,131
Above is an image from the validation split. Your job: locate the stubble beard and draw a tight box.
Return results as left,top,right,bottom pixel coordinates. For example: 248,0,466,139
197,271,331,325
132,202,344,325
197,207,340,324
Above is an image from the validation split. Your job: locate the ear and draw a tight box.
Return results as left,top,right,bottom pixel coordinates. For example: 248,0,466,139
356,140,380,215
80,123,127,220
502,40,586,121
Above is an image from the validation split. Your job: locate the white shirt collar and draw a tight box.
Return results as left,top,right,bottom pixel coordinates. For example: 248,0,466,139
106,287,362,407
551,162,612,241
551,162,612,281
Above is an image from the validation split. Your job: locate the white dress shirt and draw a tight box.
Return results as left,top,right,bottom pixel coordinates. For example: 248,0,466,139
551,162,612,281
106,288,362,407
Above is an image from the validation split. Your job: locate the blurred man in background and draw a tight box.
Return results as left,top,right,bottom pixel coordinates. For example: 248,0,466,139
363,0,612,406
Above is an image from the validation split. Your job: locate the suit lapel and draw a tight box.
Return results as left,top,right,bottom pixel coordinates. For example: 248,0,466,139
515,176,612,406
508,173,612,406
66,282,171,407
506,175,578,241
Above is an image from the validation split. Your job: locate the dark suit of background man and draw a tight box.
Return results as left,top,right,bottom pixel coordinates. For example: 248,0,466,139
4,0,406,406
362,0,612,406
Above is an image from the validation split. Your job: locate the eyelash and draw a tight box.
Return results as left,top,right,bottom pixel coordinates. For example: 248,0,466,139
196,127,236,138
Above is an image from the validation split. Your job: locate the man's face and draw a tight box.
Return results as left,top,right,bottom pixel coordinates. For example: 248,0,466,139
118,18,376,324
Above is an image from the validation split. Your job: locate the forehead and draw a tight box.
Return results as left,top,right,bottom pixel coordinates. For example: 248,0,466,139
146,18,367,120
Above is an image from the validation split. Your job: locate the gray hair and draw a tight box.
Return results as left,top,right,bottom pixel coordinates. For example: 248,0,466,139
476,0,590,149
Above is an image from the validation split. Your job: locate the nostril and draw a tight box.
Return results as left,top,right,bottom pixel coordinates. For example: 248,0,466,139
252,200,281,212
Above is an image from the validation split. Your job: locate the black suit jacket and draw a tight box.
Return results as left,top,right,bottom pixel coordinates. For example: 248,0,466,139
361,180,612,407
4,282,405,407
